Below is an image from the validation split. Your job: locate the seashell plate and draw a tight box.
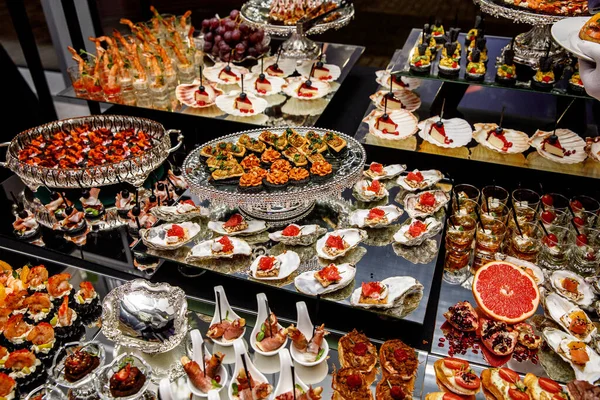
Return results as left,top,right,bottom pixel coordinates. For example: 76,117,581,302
149,203,204,223
363,109,419,141
315,228,367,260
352,179,389,202
396,169,444,191
551,270,596,310
268,224,327,246
393,217,442,246
250,56,297,77
249,251,301,280
375,70,422,91
529,129,587,164
363,163,406,180
349,205,404,229
186,236,252,261
542,327,600,384
141,221,201,250
203,62,249,85
404,190,450,218
294,263,356,296
296,61,341,82
350,276,424,309
544,292,597,343
282,78,331,100
242,73,286,97
472,123,530,154
370,89,422,113
215,91,269,117
208,219,267,236
176,80,223,108
418,116,473,148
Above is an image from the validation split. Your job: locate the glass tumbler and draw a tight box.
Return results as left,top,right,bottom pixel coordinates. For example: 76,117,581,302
481,185,509,214
505,222,543,263
539,225,571,270
512,188,541,214
569,227,600,276
472,216,507,273
67,65,88,98
443,214,477,284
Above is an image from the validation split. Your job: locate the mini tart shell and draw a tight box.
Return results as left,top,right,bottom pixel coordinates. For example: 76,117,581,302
263,170,289,190
310,161,333,181
271,159,292,173
289,167,310,185
261,148,282,164
240,154,262,171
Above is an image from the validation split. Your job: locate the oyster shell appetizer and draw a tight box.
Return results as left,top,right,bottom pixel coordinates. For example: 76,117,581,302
250,56,296,77
208,214,267,236
186,236,252,261
363,109,419,140
268,224,327,246
363,162,406,180
529,129,587,165
396,169,443,191
316,229,367,260
544,293,597,343
294,263,356,296
585,136,600,162
370,89,421,113
418,116,473,148
350,277,424,310
551,271,596,310
141,221,201,250
203,62,249,85
473,123,530,154
393,217,442,246
353,179,389,202
250,251,301,280
243,73,286,97
542,327,600,384
297,61,342,82
149,200,204,223
175,79,223,108
375,70,422,91
215,91,269,117
349,206,404,229
404,190,450,218
494,254,545,286
282,77,331,100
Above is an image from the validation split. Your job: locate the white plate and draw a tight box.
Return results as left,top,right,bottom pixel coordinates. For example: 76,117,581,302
552,17,596,63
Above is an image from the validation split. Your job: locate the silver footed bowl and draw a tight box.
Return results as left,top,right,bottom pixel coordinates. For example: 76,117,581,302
0,115,183,190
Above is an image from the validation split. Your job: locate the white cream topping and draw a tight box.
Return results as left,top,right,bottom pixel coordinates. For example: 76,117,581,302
52,309,78,328
28,305,53,322
32,338,56,354
75,290,97,305
9,358,41,379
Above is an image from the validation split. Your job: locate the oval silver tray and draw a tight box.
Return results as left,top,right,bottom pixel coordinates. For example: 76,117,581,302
0,115,183,190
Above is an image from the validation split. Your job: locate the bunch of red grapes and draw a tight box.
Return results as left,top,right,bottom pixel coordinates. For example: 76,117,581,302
201,9,268,62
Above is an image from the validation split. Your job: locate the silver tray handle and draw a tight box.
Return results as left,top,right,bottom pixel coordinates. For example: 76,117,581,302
0,142,9,168
167,129,184,153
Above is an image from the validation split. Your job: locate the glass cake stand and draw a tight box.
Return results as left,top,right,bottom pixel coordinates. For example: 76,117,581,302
240,0,354,59
182,127,366,225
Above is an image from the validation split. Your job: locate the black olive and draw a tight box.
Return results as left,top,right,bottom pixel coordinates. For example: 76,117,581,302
18,210,28,219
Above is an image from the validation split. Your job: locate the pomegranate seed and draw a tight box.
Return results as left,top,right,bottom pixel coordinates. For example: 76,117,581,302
440,338,446,342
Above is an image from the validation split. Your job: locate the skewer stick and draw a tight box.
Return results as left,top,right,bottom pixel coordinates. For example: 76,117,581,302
201,343,206,375
570,216,582,236
309,64,316,80
555,98,576,127
384,96,388,116
261,57,264,74
216,292,223,322
241,354,253,392
511,199,523,237
275,48,282,65
135,216,141,230
439,98,446,122
291,365,297,400
498,105,505,129
265,298,272,337
241,74,245,93
200,66,203,87
538,219,549,237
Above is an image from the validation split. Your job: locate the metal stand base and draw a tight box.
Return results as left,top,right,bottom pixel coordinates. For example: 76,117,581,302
508,25,569,68
239,201,316,227
281,24,321,60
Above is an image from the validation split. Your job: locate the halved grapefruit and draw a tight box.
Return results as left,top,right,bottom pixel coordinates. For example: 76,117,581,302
472,261,540,324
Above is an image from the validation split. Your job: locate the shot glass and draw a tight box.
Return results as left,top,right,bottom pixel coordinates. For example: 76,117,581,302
569,227,600,276
149,73,169,104
482,206,509,225
177,61,196,84
507,205,538,237
541,192,570,212
571,210,600,230
540,207,568,229
83,74,104,101
481,185,509,214
539,225,571,270
505,222,543,263
512,188,541,214
452,197,479,220
67,65,88,98
453,184,481,203
472,216,507,273
100,72,123,103
570,195,600,217
444,214,477,284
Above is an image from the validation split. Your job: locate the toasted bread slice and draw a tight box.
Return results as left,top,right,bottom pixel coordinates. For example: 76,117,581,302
433,359,479,396
338,334,378,385
579,14,600,44
314,271,337,288
481,369,505,400
359,293,389,305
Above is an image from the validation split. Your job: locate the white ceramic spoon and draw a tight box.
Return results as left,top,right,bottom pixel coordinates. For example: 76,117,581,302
250,293,289,357
290,302,329,367
210,286,246,347
188,330,229,397
273,349,309,399
229,339,272,400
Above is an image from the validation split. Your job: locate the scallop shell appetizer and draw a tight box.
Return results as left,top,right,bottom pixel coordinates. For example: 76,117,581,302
203,63,249,85
282,77,331,100
296,62,341,82
349,205,404,229
249,251,301,280
250,56,297,77
149,203,204,223
268,224,327,246
175,80,223,108
140,221,201,250
396,169,444,191
529,129,587,164
370,90,421,112
363,163,406,180
352,179,389,202
316,229,367,260
375,70,422,91
393,217,442,246
243,73,286,97
215,91,269,117
551,270,596,310
294,263,356,296
585,136,600,163
472,123,530,154
544,293,597,343
363,109,419,141
418,116,473,148
208,219,267,236
186,237,252,262
350,276,424,310
542,327,600,384
404,190,450,218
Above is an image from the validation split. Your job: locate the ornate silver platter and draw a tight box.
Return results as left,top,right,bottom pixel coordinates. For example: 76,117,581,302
182,126,366,224
0,115,183,190
240,0,354,59
101,280,188,355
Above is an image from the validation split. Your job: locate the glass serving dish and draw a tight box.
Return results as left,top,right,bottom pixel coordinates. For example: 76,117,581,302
0,115,183,190
94,353,153,400
182,127,366,224
101,279,188,355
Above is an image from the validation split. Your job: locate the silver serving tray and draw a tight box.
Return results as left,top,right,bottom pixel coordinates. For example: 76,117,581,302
101,279,188,354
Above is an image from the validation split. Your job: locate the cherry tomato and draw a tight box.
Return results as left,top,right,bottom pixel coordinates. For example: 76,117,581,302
543,234,558,247
390,386,406,400
346,374,362,388
538,377,561,394
541,194,553,207
576,234,588,246
508,388,530,400
455,370,481,390
353,342,368,356
215,375,221,383
443,358,470,370
443,394,465,400
394,348,411,362
570,200,583,212
573,217,585,228
499,368,520,384
541,210,556,224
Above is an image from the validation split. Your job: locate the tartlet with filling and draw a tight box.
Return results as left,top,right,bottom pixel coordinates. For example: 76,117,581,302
310,161,333,182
